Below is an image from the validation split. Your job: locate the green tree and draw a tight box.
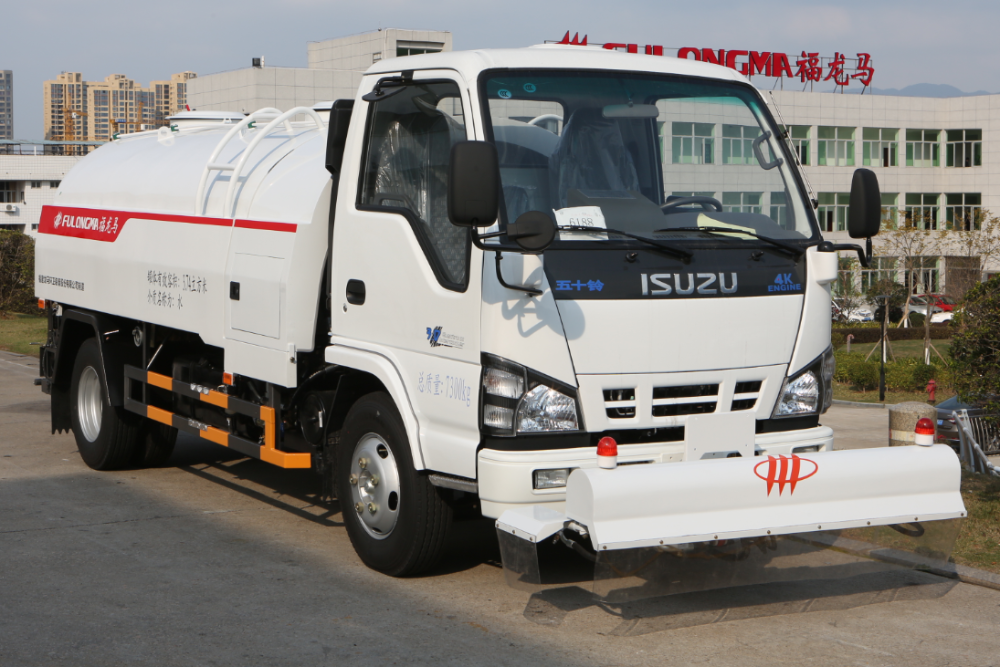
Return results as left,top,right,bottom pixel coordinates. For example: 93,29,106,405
950,274,1000,419
0,230,36,316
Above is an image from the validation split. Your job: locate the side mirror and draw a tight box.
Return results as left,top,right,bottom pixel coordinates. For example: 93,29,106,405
448,141,499,228
847,168,881,239
507,211,556,253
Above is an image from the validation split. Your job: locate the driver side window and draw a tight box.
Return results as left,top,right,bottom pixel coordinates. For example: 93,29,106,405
359,81,470,289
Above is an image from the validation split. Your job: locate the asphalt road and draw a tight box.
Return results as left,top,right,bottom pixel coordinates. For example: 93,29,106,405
1,350,998,666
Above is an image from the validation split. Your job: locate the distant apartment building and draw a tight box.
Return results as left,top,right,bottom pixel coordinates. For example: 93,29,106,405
0,70,12,140
43,70,197,153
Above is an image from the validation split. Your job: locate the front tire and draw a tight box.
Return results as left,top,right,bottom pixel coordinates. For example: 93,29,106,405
337,392,451,576
69,338,139,470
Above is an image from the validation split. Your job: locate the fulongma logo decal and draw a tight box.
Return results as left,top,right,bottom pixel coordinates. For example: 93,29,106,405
641,272,737,296
53,212,62,228
425,326,465,350
768,273,802,292
754,454,818,496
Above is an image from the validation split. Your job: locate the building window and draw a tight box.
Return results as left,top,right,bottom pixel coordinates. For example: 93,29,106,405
945,130,982,168
372,52,382,63
671,122,714,164
817,193,850,232
862,256,898,292
722,191,762,214
862,128,898,167
396,47,442,57
905,130,940,167
770,191,788,226
49,181,61,188
906,257,940,294
945,193,982,231
881,193,898,228
721,124,761,165
783,126,810,165
30,181,41,188
671,191,716,199
817,127,854,166
905,193,940,230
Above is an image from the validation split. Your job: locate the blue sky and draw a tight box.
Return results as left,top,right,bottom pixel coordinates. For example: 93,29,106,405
4,0,997,140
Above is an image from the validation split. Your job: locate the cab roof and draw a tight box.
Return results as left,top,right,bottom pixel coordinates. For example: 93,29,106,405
364,45,751,87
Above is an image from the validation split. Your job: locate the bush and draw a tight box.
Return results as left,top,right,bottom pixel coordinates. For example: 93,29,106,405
834,349,947,393
950,275,1000,416
831,325,953,345
0,230,36,315
831,332,845,349
849,360,880,391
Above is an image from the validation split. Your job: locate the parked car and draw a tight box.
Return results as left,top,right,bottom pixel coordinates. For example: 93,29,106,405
906,295,945,317
915,293,957,312
873,303,903,324
935,395,1000,454
930,311,953,324
832,301,873,322
935,396,978,450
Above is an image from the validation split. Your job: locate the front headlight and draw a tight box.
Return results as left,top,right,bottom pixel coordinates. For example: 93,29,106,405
517,385,579,432
481,354,581,436
773,347,834,418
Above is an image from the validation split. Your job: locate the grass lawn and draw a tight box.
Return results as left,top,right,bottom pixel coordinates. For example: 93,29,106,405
836,338,952,360
954,472,1000,574
0,314,47,357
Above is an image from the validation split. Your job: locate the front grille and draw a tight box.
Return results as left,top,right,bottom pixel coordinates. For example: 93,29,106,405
604,388,636,419
601,379,765,420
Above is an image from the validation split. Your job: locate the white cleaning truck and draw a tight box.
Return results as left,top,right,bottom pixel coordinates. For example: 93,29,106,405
35,45,965,582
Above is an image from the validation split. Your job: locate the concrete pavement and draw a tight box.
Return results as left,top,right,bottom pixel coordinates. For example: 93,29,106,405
1,351,998,666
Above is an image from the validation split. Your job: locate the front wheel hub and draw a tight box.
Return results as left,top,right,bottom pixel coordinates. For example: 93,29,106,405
349,434,400,539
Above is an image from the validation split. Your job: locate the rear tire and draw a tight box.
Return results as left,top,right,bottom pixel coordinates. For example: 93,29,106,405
131,421,177,467
70,338,140,470
337,392,451,576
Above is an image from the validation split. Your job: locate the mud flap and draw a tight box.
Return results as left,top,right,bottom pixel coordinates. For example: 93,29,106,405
496,445,966,601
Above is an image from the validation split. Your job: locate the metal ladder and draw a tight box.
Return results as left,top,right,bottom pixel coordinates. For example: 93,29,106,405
194,106,326,218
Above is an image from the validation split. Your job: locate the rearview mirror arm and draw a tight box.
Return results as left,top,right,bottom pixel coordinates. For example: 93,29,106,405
817,239,873,269
494,252,543,297
471,229,543,296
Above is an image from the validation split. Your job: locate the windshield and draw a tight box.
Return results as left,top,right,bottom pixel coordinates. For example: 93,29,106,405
480,70,816,244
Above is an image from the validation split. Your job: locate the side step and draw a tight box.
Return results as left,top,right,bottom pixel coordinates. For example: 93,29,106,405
123,366,311,469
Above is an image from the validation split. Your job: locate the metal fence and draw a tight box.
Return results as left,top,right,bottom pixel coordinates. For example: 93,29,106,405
954,410,1000,477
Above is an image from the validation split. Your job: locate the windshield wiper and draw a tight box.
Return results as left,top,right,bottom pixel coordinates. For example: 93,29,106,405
558,225,692,260
653,226,804,257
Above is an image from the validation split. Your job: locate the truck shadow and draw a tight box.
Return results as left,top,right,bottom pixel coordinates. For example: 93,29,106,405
170,434,343,528
521,569,957,635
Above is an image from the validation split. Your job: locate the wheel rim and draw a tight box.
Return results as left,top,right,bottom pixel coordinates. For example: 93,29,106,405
77,366,103,442
349,433,401,540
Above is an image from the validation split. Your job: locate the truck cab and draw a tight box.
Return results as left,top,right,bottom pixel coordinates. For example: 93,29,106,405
37,46,906,578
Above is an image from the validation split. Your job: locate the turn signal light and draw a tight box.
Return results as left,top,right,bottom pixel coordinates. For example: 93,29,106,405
223,372,234,386
38,299,45,309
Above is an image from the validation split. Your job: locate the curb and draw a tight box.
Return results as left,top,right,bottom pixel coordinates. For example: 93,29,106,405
804,534,1000,593
832,399,888,409
931,561,1000,592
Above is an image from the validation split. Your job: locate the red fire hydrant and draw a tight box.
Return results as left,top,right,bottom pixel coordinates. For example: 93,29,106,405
926,379,937,403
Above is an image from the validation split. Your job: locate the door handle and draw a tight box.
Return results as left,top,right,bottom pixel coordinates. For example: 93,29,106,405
346,279,366,305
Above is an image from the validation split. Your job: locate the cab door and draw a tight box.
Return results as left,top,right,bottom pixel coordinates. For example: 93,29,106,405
330,72,483,478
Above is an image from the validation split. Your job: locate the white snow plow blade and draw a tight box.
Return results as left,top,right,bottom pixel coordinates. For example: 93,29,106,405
496,445,966,600
565,445,964,551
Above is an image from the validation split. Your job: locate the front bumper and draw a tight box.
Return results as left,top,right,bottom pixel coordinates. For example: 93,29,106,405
478,424,833,518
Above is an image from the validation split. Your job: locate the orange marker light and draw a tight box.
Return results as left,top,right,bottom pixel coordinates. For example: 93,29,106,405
38,298,45,310
223,372,234,386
